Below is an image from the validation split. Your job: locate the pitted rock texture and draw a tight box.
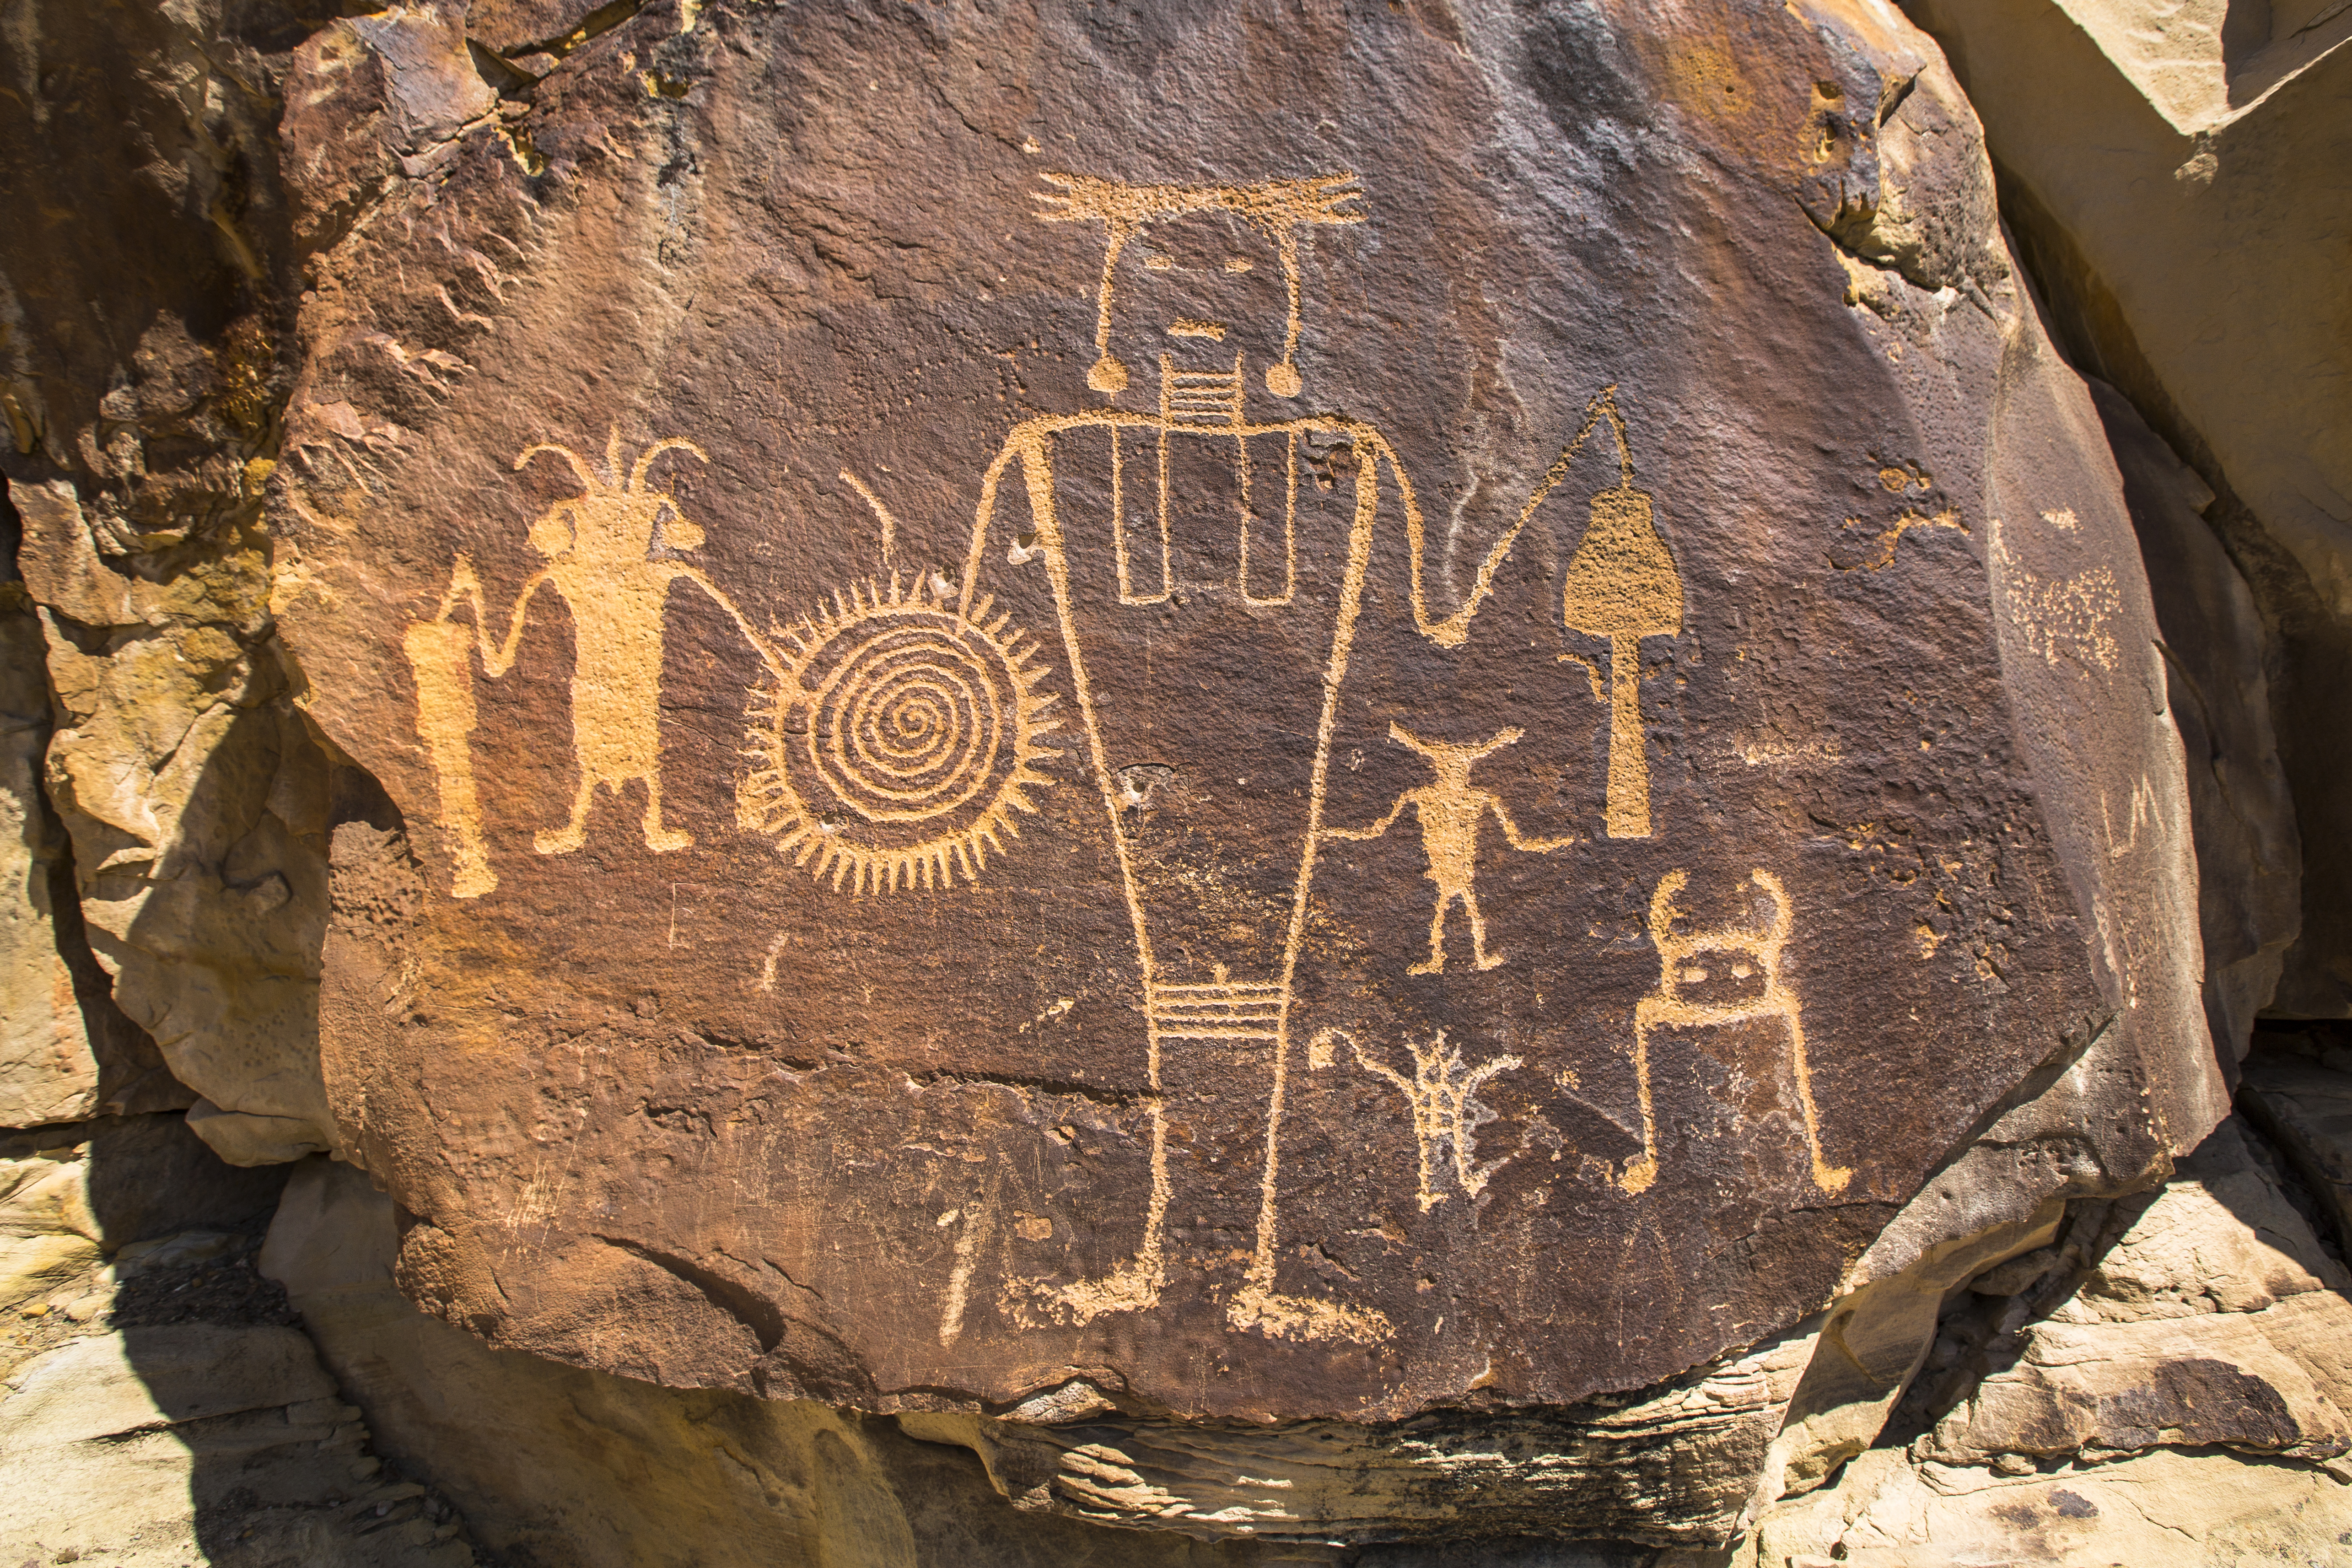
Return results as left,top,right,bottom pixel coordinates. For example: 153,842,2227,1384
1901,0,2352,1021
258,0,2214,1427
1,0,2345,1563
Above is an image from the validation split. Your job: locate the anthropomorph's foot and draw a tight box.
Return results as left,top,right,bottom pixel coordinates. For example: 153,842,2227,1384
1012,1257,1163,1328
534,824,587,855
1619,1155,1658,1196
644,824,694,852
1228,1282,1392,1344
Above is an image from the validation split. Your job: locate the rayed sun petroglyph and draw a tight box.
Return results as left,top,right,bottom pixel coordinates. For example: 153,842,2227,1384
399,167,1863,1348
735,575,1063,895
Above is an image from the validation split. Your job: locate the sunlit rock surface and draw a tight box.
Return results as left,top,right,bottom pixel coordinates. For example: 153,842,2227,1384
0,0,2344,1562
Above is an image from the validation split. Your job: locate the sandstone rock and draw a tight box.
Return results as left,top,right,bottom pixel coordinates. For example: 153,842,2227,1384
264,0,2216,1468
1757,1198,2062,1499
5,1113,288,1249
1744,1115,2352,1563
0,578,182,1132
25,511,340,1164
910,1326,1822,1545
0,1321,477,1567
263,1158,1302,1565
2,1321,334,1443
0,1143,106,1307
1749,1444,2352,1568
0,0,343,1167
0,591,98,1128
1899,0,2352,1017
0,0,2312,1561
2238,1044,2352,1253
2094,382,2299,1062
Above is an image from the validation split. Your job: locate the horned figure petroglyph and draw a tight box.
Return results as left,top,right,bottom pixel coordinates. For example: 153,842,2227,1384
1623,868,1851,1197
405,431,777,896
1321,723,1578,974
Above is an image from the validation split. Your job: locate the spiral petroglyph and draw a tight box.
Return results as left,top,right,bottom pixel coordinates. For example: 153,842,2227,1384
738,574,1061,893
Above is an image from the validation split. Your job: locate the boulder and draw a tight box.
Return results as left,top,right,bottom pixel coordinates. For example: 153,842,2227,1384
264,0,2214,1470
0,594,99,1129
1,0,2306,1557
2238,1040,2352,1254
1751,1115,2352,1565
263,1157,1302,1566
0,1313,478,1566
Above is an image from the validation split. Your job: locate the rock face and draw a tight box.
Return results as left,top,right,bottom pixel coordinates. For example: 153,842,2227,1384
1750,1109,2352,1567
253,1105,2352,1565
0,0,339,1169
1901,0,2352,1020
3,0,2345,1563
265,0,2213,1436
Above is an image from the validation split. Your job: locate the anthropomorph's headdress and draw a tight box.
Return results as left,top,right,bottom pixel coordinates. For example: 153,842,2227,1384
1035,172,1365,398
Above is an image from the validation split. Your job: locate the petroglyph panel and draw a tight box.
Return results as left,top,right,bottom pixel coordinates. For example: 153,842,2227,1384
277,0,2207,1426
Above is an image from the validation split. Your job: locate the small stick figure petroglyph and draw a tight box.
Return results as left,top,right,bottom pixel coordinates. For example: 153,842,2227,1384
1320,723,1577,974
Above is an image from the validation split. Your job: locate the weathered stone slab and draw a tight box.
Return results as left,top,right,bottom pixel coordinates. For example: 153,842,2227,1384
273,0,2214,1427
2239,1047,2352,1252
0,593,98,1128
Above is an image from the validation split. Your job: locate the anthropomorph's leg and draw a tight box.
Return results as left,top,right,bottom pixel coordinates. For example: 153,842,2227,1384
1780,1009,1852,1194
1411,891,1457,975
1228,1015,1390,1345
640,773,693,853
1621,1009,1662,1196
535,776,598,856
1464,889,1503,971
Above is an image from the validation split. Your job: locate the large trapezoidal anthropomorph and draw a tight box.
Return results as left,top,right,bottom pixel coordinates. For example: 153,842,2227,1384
958,172,1676,1344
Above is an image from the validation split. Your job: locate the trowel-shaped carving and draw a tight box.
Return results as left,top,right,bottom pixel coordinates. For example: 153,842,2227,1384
1561,416,1681,839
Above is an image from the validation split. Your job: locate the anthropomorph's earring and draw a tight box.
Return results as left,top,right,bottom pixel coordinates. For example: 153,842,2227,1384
1263,228,1307,398
1089,355,1130,393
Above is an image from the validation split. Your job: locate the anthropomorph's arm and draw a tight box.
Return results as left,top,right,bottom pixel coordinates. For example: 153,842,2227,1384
1321,789,1419,844
434,554,555,678
1355,386,1636,650
957,423,1053,622
1485,795,1579,855
664,561,786,683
